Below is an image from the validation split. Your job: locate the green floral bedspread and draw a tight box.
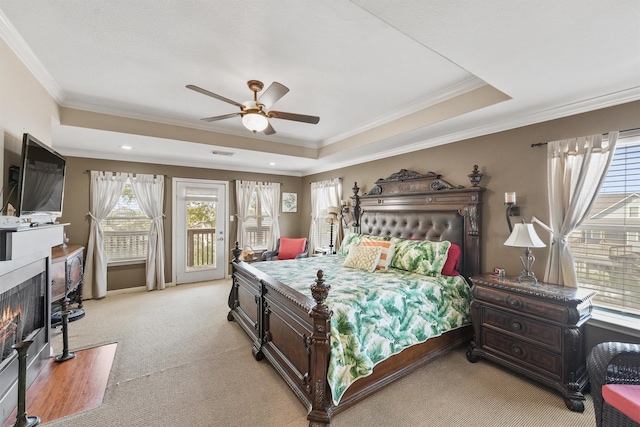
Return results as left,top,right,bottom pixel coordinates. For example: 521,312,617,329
251,255,472,404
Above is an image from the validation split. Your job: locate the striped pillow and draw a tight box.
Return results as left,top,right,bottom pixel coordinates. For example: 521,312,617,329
360,238,396,270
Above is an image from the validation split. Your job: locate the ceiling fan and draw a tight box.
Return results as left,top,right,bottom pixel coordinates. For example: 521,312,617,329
186,80,320,135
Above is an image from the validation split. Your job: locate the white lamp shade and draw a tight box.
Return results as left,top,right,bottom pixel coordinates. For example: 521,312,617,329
242,113,269,132
504,223,546,248
325,206,340,224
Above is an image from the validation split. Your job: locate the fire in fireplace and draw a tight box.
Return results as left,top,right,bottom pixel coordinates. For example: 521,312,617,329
0,271,46,370
0,305,22,357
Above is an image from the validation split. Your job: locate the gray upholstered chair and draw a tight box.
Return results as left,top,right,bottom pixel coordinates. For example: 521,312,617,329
261,237,309,261
587,341,640,427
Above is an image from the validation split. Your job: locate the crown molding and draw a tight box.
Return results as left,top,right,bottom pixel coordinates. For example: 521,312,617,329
60,100,320,149
57,147,304,177
0,10,64,103
319,76,487,147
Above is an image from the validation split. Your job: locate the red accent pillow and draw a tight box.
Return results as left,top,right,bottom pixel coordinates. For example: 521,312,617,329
441,243,461,276
277,237,307,260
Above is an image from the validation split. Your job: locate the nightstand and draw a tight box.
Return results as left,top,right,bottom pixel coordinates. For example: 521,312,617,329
466,274,595,412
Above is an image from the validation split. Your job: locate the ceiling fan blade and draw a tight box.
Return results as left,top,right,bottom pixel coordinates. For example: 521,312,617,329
258,82,289,109
263,122,276,135
186,85,244,108
268,110,320,124
201,112,241,122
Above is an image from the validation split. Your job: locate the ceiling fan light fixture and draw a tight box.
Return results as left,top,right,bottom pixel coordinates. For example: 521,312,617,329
242,112,269,133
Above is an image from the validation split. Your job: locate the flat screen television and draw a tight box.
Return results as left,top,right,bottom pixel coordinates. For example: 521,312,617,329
17,133,67,221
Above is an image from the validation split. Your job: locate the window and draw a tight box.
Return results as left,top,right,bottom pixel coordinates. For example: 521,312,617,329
243,189,273,250
102,179,151,263
570,131,640,316
310,179,342,253
313,208,335,252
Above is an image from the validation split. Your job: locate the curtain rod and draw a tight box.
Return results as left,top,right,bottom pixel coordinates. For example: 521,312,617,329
531,127,640,147
233,180,282,185
84,170,171,178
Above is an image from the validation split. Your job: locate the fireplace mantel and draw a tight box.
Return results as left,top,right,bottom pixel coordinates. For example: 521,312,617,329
0,223,66,262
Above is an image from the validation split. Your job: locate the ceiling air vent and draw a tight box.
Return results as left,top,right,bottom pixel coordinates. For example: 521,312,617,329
211,150,234,157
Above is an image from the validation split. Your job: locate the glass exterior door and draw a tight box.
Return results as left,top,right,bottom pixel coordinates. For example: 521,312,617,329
174,179,227,284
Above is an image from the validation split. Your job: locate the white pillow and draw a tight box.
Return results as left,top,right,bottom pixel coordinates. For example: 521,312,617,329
343,245,382,273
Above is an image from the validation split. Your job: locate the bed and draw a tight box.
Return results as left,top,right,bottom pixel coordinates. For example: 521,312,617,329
227,168,484,426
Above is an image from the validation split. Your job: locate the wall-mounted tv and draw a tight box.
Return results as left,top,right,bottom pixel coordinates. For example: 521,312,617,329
17,133,67,220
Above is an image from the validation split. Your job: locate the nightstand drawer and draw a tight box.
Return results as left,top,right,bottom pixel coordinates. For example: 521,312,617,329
482,329,562,380
474,286,569,324
483,307,562,352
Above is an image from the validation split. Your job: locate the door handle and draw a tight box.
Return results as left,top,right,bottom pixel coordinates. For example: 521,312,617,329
217,237,224,241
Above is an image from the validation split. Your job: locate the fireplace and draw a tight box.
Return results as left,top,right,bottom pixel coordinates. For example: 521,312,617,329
0,257,50,424
0,263,46,365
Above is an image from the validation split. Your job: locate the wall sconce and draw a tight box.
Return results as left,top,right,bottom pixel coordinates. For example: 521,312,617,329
505,192,520,233
504,220,546,284
340,200,350,228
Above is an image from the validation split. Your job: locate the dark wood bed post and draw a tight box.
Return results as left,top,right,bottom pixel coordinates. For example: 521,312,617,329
351,182,361,233
227,242,242,321
307,270,333,427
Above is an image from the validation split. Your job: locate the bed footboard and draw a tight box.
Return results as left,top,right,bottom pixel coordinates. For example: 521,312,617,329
229,247,333,425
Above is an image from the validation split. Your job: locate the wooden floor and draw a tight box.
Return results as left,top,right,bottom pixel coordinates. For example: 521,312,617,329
2,343,116,427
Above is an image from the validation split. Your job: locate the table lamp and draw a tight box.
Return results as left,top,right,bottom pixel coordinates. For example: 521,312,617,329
504,220,546,283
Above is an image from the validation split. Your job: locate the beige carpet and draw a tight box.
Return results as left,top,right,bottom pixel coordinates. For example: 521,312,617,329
43,279,596,427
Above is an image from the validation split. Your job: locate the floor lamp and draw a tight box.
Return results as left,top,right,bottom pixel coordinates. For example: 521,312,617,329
325,206,339,254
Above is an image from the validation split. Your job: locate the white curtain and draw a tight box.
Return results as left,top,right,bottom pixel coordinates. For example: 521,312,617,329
235,180,256,248
131,174,166,291
309,178,342,254
256,182,281,251
84,171,128,299
543,132,618,287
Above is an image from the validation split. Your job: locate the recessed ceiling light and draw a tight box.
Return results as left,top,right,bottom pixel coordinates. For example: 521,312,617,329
211,150,234,156
269,162,276,166
120,145,132,150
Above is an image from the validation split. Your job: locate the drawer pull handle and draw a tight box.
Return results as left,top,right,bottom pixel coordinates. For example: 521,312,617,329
512,346,523,356
507,297,522,308
511,322,522,331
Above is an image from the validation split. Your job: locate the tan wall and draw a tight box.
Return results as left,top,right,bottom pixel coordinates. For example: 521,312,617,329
1,38,60,211
60,157,303,290
302,101,640,279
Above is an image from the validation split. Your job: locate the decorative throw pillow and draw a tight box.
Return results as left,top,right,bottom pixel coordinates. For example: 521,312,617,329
390,238,451,276
277,237,307,260
338,232,363,256
441,243,461,276
343,245,382,273
359,238,396,270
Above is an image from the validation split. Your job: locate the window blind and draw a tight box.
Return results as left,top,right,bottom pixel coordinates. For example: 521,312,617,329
570,131,640,316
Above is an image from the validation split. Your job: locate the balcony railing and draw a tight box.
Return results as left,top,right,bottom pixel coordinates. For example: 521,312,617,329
187,228,215,267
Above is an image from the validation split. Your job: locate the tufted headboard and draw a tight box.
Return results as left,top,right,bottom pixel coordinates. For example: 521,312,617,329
351,168,484,278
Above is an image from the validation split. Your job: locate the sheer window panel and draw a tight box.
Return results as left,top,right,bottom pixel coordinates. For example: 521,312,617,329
242,189,272,250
